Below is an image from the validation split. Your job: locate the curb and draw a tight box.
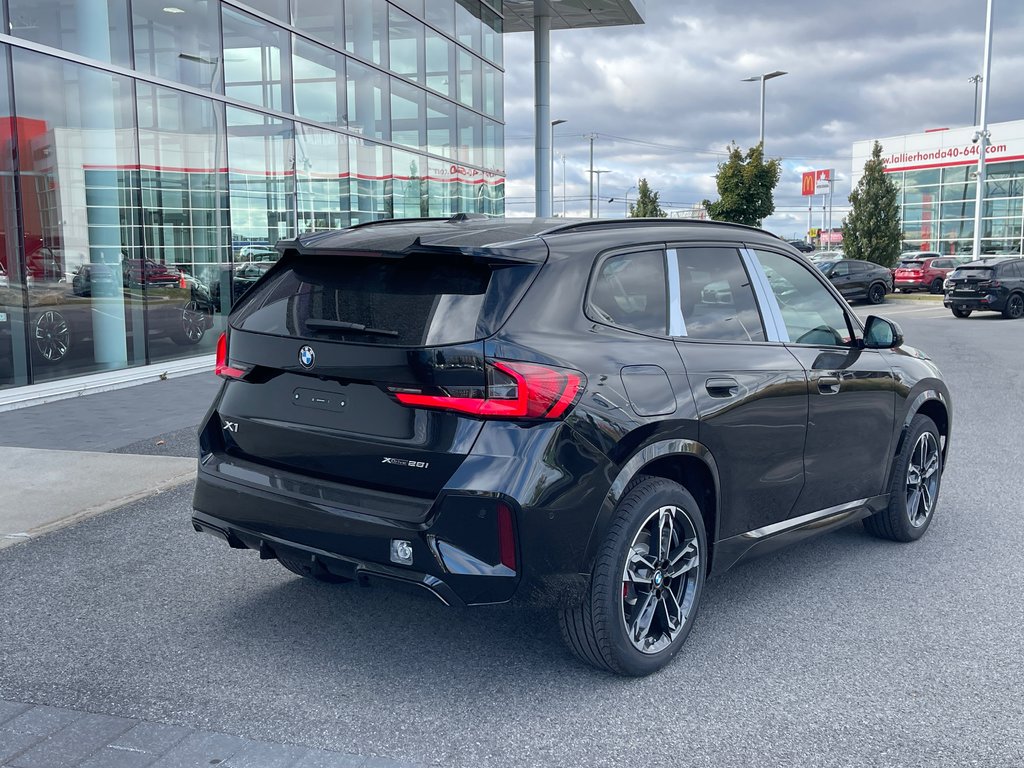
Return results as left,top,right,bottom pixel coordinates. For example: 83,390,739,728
0,469,196,550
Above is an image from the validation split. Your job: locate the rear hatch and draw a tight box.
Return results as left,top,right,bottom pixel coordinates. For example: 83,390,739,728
895,260,925,280
209,240,547,512
946,266,994,296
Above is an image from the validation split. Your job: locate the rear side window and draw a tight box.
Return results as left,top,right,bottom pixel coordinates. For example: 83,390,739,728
589,250,667,334
232,252,534,346
675,247,765,342
999,261,1023,278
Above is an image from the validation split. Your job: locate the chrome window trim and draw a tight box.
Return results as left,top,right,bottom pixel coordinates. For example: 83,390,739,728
740,247,788,343
665,248,686,337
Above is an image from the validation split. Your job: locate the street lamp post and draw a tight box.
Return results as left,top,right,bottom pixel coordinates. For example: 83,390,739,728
625,184,636,216
593,170,610,218
741,70,787,151
550,118,566,216
969,74,983,126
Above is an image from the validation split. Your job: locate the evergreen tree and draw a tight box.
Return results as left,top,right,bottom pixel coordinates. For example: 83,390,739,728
842,141,902,267
628,178,667,217
702,142,781,227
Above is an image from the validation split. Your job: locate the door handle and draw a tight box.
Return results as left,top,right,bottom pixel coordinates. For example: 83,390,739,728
817,375,841,395
705,377,739,398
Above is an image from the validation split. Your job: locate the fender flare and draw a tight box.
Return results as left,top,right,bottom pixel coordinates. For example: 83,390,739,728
888,388,951,486
580,438,721,572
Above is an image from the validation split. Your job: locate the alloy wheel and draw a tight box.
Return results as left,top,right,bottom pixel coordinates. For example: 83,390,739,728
34,310,70,362
181,300,207,343
621,505,700,654
906,432,940,527
1006,294,1024,319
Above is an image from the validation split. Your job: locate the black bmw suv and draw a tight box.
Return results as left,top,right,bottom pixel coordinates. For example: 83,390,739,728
943,257,1024,319
193,216,952,676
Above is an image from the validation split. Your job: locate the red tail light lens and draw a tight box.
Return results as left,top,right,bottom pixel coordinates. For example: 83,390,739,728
497,502,516,570
393,360,584,420
215,333,248,380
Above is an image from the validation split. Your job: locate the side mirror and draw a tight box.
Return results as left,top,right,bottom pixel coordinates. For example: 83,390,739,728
862,315,904,349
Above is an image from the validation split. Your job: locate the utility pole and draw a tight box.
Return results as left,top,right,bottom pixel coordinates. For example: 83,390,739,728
587,133,597,218
593,170,610,218
971,0,994,259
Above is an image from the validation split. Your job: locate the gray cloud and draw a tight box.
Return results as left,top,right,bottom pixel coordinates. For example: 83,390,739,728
501,0,1024,237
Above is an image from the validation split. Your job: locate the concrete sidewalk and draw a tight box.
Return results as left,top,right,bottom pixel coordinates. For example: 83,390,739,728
0,371,220,548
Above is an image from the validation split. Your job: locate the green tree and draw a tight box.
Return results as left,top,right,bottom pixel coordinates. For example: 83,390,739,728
628,178,667,217
702,142,781,227
842,141,902,267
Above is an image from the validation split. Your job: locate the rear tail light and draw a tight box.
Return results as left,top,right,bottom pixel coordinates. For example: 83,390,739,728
979,280,1002,289
391,360,585,420
215,332,248,380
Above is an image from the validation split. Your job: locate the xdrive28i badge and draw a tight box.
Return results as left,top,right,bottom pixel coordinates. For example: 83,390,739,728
298,345,316,369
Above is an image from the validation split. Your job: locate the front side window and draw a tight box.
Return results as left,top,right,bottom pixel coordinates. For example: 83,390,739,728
674,247,764,342
589,250,667,334
754,250,852,346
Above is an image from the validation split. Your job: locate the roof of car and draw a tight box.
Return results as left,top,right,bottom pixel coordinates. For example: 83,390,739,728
281,215,788,256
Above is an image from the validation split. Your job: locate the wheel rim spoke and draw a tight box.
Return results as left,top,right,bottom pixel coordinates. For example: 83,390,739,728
620,504,701,655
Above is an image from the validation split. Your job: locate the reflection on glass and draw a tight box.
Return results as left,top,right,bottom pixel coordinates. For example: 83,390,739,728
132,0,223,91
296,124,352,233
9,0,132,67
425,0,455,35
238,0,289,23
389,7,424,83
426,95,455,159
483,120,503,171
425,30,454,97
457,49,480,109
391,80,425,152
12,49,145,381
393,149,427,218
227,107,295,257
350,141,391,223
346,61,390,141
482,63,502,119
137,83,227,350
293,38,346,127
458,107,482,167
455,0,482,52
293,0,346,48
481,7,502,65
0,49,27,390
345,0,388,67
222,6,291,112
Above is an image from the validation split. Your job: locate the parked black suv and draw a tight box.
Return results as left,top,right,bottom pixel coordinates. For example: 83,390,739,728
943,257,1024,319
192,217,952,676
816,258,893,304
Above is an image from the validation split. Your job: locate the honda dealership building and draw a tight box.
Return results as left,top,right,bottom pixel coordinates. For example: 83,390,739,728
852,118,1024,257
0,0,644,401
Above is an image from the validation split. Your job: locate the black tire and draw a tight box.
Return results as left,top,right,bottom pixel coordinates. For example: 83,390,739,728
1002,292,1024,320
929,278,944,294
33,310,71,363
864,414,942,542
559,476,707,676
951,307,972,318
867,282,886,305
277,553,351,583
170,300,208,346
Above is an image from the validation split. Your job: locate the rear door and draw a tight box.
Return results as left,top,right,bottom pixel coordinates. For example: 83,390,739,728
215,248,543,504
670,244,808,538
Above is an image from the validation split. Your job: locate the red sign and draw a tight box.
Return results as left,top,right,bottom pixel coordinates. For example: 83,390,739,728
801,171,815,196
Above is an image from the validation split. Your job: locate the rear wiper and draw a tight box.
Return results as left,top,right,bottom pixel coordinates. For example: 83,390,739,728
305,319,399,337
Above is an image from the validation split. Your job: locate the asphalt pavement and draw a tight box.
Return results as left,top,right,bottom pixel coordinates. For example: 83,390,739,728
1,297,1023,767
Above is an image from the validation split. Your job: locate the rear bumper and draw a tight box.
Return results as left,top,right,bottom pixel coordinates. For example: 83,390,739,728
943,294,1005,311
895,279,927,290
192,460,522,607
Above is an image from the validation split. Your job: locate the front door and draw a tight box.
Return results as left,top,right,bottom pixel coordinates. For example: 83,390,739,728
750,248,896,516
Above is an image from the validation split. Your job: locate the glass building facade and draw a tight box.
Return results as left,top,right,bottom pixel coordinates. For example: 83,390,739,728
853,121,1024,258
892,162,1024,256
0,0,505,391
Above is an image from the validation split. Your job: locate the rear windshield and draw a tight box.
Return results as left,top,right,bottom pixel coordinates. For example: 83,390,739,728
953,267,994,279
232,252,534,346
899,260,924,267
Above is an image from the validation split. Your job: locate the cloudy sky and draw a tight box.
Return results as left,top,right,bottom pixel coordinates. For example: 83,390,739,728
499,0,1024,239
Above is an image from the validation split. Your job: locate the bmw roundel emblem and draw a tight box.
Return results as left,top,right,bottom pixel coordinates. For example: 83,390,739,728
298,345,316,369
